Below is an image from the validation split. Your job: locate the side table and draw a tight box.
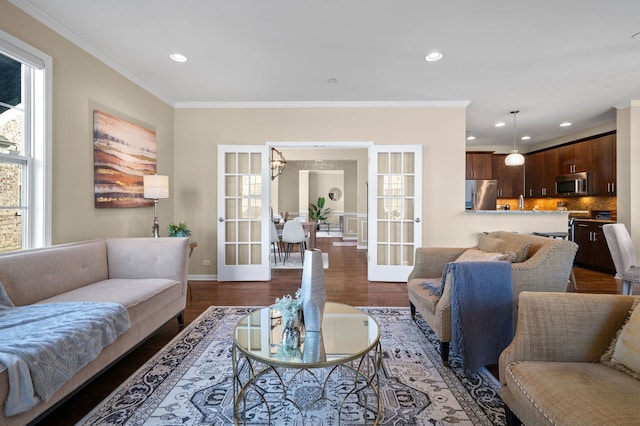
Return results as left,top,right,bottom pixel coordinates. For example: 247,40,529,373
232,302,382,424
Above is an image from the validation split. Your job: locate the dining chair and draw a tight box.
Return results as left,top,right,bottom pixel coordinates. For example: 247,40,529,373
270,221,281,265
282,220,307,264
602,223,640,295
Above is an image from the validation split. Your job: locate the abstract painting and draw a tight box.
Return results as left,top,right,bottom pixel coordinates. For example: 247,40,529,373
93,110,156,208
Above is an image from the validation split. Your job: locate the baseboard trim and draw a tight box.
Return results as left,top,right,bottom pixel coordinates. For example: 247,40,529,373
188,274,217,281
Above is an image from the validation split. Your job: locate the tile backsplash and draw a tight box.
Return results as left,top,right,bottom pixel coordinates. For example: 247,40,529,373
498,196,617,217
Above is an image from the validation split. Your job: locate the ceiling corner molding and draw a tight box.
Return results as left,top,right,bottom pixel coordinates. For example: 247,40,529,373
10,0,174,106
174,100,471,109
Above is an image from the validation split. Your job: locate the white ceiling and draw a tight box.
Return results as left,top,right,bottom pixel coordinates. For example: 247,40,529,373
11,0,640,147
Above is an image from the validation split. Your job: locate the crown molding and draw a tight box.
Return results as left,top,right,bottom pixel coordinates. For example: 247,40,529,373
174,100,471,109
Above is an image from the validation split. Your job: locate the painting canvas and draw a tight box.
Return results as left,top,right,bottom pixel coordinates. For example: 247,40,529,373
93,110,156,208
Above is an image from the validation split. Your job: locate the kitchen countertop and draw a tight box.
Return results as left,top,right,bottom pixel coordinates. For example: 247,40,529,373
571,218,616,223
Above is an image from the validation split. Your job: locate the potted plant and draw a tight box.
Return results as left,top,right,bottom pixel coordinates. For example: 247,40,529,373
167,221,192,237
308,197,331,224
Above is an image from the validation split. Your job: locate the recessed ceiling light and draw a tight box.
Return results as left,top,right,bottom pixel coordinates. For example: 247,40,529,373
521,136,531,141
328,78,338,83
495,122,506,128
560,122,572,127
424,51,443,62
169,53,188,63
466,135,476,141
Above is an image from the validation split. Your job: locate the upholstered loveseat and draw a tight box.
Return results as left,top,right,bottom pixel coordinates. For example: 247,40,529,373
500,291,640,425
0,237,189,425
406,231,578,365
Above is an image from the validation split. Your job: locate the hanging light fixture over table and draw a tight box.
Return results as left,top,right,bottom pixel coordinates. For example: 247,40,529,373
505,110,525,166
271,148,287,180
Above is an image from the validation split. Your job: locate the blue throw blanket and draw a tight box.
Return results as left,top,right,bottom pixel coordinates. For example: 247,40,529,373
444,261,514,374
0,302,130,416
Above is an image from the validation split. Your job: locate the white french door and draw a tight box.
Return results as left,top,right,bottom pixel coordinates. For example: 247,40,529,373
368,145,422,282
217,145,270,281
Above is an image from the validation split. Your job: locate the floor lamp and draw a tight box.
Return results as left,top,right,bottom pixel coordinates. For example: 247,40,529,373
143,174,169,238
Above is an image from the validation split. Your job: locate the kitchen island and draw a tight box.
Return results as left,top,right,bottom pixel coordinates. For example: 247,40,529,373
453,209,574,247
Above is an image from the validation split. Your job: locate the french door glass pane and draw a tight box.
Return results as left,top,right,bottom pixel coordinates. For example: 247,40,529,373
224,151,263,266
376,151,415,267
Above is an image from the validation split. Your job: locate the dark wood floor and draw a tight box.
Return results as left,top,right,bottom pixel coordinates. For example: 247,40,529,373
42,237,621,425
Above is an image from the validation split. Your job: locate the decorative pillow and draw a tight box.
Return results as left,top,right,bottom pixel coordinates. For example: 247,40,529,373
455,248,516,263
0,280,15,307
601,299,640,379
478,235,531,263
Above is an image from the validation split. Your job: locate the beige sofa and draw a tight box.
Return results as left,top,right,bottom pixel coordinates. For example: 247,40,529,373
0,237,189,425
500,292,640,425
406,231,578,365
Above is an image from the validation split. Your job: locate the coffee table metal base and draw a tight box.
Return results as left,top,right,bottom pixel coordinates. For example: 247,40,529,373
232,342,382,425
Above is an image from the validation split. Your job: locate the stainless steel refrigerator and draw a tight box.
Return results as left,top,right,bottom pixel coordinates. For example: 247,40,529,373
465,180,497,210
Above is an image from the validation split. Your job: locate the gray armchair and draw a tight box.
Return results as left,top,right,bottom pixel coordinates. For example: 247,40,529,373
407,231,578,365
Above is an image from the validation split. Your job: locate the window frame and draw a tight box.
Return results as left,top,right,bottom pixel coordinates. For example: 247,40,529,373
0,29,52,250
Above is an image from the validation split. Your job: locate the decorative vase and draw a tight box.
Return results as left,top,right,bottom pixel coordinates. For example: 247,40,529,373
300,249,326,332
303,331,326,363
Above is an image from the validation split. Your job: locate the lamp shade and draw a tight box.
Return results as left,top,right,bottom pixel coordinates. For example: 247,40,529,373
143,174,169,199
504,151,525,166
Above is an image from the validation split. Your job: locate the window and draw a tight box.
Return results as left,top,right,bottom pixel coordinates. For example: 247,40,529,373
0,30,51,252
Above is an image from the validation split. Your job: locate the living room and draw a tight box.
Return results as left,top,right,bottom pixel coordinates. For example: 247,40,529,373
1,1,640,425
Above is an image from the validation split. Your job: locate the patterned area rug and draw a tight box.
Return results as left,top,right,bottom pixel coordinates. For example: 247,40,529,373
79,307,505,425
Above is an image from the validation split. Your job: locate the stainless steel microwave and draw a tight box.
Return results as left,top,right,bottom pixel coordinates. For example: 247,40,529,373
555,172,591,196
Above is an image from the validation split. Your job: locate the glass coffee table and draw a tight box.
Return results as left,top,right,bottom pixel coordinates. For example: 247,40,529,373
232,302,382,425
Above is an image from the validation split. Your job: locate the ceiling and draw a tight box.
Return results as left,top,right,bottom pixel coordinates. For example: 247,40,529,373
11,0,640,148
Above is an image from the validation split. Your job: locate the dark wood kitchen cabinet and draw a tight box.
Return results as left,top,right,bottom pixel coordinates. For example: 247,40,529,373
573,220,615,273
492,154,524,198
465,152,493,180
591,134,616,195
525,150,557,197
557,140,592,175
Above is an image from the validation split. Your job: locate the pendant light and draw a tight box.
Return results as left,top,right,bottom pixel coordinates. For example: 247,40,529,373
504,110,525,166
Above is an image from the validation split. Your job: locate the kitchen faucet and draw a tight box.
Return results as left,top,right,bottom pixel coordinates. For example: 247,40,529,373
518,195,524,210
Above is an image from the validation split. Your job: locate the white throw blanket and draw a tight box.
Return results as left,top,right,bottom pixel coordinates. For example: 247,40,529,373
0,302,130,416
